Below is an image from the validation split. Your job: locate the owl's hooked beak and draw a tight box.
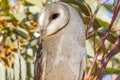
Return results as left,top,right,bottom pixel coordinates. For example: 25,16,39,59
40,28,52,39
41,29,46,36
40,28,49,40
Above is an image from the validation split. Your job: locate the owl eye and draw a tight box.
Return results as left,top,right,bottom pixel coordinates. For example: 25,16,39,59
51,13,59,20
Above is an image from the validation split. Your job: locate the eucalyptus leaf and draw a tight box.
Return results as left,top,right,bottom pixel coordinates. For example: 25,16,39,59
20,55,27,80
14,54,20,80
85,0,111,23
114,53,120,62
6,67,14,80
104,4,114,12
26,0,43,8
27,48,33,56
5,37,13,47
29,6,41,13
0,63,6,80
26,62,34,80
96,6,111,23
14,54,27,80
84,0,97,13
30,39,38,47
21,13,39,22
61,0,90,16
13,13,26,21
105,68,120,74
97,27,116,44
33,32,40,38
86,40,94,58
0,0,10,14
96,18,109,28
14,26,29,39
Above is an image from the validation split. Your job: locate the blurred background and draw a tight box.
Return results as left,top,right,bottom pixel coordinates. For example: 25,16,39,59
0,0,120,80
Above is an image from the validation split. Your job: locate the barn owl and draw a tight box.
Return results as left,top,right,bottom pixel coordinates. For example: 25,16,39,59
34,2,86,80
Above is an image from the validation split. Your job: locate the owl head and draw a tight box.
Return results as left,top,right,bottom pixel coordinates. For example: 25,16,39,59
38,2,70,37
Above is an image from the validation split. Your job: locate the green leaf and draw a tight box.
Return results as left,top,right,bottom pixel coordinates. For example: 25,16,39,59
97,27,116,44
0,63,6,80
20,55,27,80
14,54,20,80
13,13,26,21
26,0,43,8
21,13,39,22
113,13,120,36
61,0,91,16
6,67,14,80
33,32,40,38
29,6,41,13
30,39,38,47
105,68,120,74
96,18,109,28
114,52,120,62
14,26,29,39
86,40,94,58
104,4,114,12
84,0,97,14
5,37,13,47
14,54,27,80
0,0,10,14
85,0,111,23
27,48,33,56
96,6,111,23
26,62,34,80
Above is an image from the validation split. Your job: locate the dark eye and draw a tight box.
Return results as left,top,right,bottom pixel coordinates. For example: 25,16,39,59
51,13,59,20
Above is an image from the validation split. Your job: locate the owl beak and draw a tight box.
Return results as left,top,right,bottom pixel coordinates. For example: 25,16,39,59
41,29,47,36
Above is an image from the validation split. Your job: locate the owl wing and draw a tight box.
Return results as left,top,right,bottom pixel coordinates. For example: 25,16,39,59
80,54,86,80
34,42,45,80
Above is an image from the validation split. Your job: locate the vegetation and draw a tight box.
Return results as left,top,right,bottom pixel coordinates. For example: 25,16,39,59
0,0,120,80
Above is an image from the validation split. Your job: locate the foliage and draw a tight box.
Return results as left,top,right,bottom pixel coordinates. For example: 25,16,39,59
0,0,41,79
0,0,120,80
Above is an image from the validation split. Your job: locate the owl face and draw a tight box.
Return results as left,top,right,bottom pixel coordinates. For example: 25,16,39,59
38,2,70,38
